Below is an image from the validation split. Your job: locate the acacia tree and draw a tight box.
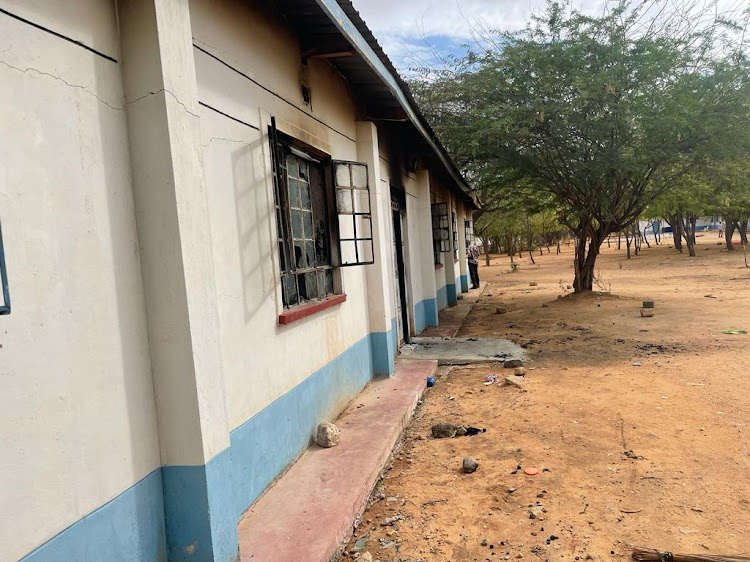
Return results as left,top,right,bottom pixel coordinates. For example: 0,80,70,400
411,0,750,291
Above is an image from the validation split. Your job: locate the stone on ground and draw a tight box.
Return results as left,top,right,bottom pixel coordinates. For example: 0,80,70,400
316,421,341,447
504,375,526,389
463,457,479,473
504,358,524,368
514,366,527,376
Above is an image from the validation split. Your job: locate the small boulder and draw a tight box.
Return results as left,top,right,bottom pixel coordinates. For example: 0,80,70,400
504,358,524,368
463,457,479,473
530,281,538,286
640,309,654,318
316,421,341,448
514,366,527,376
431,423,459,438
495,307,508,315
504,375,526,390
359,553,373,562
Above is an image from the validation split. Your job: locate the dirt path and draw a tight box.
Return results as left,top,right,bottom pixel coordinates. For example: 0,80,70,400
343,233,750,561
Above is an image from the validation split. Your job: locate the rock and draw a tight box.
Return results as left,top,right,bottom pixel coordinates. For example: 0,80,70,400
504,375,526,389
640,309,654,317
481,539,488,546
316,421,341,447
359,553,373,562
495,307,508,314
463,457,479,473
530,281,538,286
382,515,403,526
541,303,549,308
504,359,524,368
529,506,546,520
514,367,527,376
431,423,459,438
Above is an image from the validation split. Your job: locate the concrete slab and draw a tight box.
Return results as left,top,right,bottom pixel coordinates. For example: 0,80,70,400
420,281,486,338
236,359,437,562
400,337,525,365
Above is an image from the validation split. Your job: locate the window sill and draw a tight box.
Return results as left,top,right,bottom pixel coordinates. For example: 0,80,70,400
434,263,444,270
278,293,347,325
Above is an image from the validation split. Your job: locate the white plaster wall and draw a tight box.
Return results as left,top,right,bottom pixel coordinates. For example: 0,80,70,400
0,4,160,560
191,0,372,430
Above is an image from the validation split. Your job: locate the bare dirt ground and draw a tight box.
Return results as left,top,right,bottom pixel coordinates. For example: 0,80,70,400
343,232,750,561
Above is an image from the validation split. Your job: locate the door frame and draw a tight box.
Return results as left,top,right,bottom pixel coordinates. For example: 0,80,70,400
391,189,410,344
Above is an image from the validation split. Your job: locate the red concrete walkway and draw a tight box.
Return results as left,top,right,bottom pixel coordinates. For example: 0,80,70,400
237,359,437,562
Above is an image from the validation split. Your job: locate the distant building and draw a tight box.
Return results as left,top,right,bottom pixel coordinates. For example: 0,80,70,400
0,1,478,560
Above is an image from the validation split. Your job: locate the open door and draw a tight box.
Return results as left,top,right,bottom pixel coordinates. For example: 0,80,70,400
391,190,409,345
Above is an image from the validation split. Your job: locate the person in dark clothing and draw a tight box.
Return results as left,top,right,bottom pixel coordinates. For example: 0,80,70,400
467,241,480,289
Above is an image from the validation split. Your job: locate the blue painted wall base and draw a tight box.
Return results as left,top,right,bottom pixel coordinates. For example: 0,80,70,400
460,274,469,293
414,297,438,333
20,470,166,562
436,285,448,310
20,327,394,562
446,284,457,306
370,317,398,376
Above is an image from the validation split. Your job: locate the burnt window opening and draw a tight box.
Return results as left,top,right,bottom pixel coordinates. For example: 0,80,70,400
431,202,450,264
270,126,334,309
452,211,459,260
301,82,311,106
269,118,373,311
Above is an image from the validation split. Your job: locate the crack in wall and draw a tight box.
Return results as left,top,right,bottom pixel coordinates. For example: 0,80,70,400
0,58,202,121
0,58,122,111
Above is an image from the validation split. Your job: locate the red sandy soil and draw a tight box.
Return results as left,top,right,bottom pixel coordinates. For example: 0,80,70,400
343,232,750,562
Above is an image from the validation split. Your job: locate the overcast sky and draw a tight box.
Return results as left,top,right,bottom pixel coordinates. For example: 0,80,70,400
350,0,745,72
350,0,607,71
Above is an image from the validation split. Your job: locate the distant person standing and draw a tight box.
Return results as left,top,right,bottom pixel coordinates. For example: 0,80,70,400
467,241,480,289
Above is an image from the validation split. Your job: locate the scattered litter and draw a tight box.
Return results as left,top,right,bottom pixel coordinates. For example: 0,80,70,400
523,290,533,293
642,299,655,308
524,466,540,476
426,377,436,388
661,396,669,399
449,395,455,400
722,329,747,335
716,411,725,415
483,374,499,385
686,382,705,386
678,528,698,535
623,450,645,460
704,294,717,298
632,362,642,367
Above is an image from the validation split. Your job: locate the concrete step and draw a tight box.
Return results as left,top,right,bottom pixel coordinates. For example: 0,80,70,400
237,359,437,562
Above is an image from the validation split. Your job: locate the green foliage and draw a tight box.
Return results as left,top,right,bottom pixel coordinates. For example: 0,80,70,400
411,0,750,289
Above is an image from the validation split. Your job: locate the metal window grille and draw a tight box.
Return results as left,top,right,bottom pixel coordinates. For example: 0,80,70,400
452,211,459,260
333,160,374,266
0,219,9,315
464,219,474,248
270,119,335,309
432,203,450,261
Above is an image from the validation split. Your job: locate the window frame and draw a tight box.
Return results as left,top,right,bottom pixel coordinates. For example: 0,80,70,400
464,219,474,249
0,219,9,316
270,120,338,310
332,160,375,267
452,211,459,260
431,202,450,265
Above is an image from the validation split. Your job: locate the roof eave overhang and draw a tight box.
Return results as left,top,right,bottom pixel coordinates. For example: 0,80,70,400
313,0,481,210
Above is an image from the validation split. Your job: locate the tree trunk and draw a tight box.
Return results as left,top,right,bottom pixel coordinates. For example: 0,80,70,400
642,224,651,248
556,240,561,254
625,228,632,259
681,212,696,257
740,220,748,245
666,215,683,252
573,227,603,292
726,221,737,251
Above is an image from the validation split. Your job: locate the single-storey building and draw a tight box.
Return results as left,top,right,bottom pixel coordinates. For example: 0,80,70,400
0,0,479,560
